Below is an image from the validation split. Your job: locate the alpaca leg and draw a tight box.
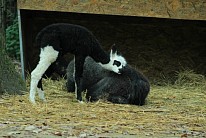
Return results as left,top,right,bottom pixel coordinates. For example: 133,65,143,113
74,77,83,102
30,46,59,104
66,77,75,92
107,96,129,104
74,55,85,103
37,79,46,102
65,56,75,92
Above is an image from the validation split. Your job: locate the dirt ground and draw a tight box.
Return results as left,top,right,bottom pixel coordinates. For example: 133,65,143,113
0,75,205,138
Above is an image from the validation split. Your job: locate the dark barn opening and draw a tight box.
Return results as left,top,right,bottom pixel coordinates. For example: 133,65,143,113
19,9,206,84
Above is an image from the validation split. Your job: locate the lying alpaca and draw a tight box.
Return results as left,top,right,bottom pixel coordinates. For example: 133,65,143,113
30,23,126,104
67,57,150,105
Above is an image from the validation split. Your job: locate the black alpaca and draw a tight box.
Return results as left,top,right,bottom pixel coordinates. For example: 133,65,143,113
30,23,126,104
66,57,150,105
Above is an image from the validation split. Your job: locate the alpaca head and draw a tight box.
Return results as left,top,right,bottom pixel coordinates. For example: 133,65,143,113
100,45,127,74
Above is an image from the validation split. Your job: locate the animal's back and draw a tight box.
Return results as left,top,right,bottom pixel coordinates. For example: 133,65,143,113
36,23,99,56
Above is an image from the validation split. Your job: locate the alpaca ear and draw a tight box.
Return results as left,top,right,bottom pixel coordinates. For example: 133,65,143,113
111,44,117,54
110,44,117,59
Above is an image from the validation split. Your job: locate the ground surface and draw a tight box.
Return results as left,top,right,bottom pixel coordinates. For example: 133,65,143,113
0,75,205,138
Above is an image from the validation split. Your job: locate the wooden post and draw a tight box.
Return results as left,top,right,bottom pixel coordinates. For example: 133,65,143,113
0,0,6,49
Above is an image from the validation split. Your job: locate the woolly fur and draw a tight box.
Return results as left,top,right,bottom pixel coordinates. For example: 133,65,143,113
30,46,59,103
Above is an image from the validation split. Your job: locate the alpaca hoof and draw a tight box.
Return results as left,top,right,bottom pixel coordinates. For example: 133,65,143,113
41,99,46,103
78,100,84,104
29,98,36,104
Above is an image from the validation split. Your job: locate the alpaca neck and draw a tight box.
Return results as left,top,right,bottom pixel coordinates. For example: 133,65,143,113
90,43,110,64
93,50,110,64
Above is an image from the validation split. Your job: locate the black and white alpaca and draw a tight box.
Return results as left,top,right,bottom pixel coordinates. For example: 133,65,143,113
30,23,126,104
66,57,150,106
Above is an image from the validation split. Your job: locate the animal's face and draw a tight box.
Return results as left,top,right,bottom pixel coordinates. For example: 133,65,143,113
100,45,127,74
110,55,126,74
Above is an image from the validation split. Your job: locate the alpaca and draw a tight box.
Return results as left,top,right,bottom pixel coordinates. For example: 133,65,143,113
66,57,150,105
30,23,127,104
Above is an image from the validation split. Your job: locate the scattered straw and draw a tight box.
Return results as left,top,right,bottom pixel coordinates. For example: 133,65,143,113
0,72,206,137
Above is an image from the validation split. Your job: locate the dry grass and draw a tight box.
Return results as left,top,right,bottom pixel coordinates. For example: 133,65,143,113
0,71,206,137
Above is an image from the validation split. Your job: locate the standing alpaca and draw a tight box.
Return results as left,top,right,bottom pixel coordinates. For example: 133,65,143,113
66,57,150,105
30,23,126,104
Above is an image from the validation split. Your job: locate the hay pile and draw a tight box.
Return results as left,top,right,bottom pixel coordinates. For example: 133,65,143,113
0,70,205,137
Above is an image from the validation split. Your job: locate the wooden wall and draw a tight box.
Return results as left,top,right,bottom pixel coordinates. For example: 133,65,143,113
19,9,206,83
